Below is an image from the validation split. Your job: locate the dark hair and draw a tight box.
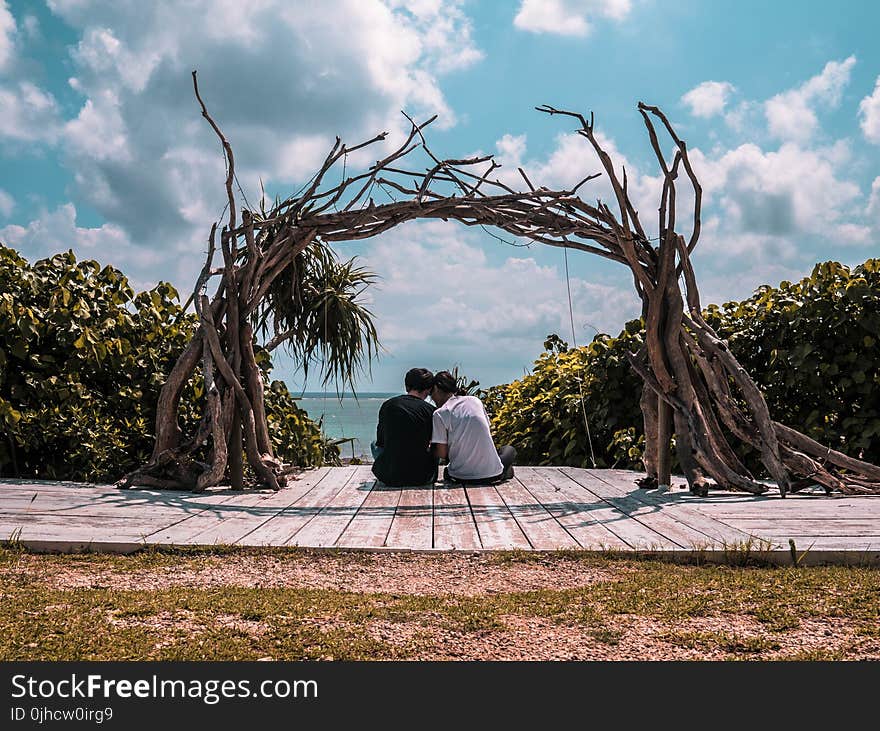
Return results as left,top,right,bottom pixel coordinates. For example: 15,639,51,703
405,367,434,392
432,370,465,396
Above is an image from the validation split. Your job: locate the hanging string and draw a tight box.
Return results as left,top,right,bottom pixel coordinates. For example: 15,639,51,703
563,245,597,468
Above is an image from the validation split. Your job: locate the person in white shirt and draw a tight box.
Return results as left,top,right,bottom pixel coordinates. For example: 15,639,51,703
430,370,516,484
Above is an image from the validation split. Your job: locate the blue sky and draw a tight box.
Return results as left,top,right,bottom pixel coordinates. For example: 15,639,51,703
1,0,879,392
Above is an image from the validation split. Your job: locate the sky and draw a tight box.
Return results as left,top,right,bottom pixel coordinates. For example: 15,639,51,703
1,0,879,392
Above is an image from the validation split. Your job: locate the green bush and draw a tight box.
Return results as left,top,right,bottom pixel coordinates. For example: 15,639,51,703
0,245,337,482
483,259,880,471
481,326,644,468
707,259,880,466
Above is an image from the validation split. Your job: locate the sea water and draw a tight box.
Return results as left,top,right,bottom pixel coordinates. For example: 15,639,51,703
295,392,397,461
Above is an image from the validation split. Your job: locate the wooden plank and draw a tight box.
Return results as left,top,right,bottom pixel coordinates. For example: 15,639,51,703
0,487,236,518
142,469,333,545
335,481,402,549
4,467,880,557
759,536,880,551
529,467,678,550
494,477,580,550
384,484,433,550
717,519,880,537
0,515,171,543
698,502,878,519
288,466,375,547
1,483,119,497
237,467,357,546
514,467,630,550
176,471,337,546
563,467,726,549
465,483,531,550
585,469,758,546
432,484,480,550
0,487,194,512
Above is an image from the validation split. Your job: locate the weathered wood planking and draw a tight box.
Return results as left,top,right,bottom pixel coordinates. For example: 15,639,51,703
0,514,168,542
144,468,334,545
0,485,226,519
464,483,530,550
432,484,480,550
536,468,679,550
335,480,402,549
585,469,757,546
562,467,723,549
715,519,880,537
288,466,375,547
514,467,629,550
760,536,880,551
384,483,433,549
234,467,357,546
4,467,880,558
495,477,580,550
696,502,876,519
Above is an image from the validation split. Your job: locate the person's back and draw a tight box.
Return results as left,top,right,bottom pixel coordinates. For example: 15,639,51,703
372,369,437,487
432,394,505,481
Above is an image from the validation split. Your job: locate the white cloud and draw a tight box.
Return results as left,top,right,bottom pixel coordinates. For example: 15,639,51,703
387,0,484,73
489,93,874,317
699,258,815,309
689,140,865,250
765,56,856,142
494,129,664,236
723,100,761,134
0,81,61,143
64,89,131,161
348,220,639,384
513,0,632,37
36,0,482,270
0,203,184,292
859,76,880,144
495,133,527,166
0,188,13,217
21,14,39,41
868,176,880,222
681,81,736,119
0,0,15,71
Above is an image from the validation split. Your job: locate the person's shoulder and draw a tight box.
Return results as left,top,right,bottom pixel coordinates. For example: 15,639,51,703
379,394,403,412
433,399,453,417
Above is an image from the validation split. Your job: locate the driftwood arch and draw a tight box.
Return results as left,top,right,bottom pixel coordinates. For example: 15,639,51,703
120,73,880,496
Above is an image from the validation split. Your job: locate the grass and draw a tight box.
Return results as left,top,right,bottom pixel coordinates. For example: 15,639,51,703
1,545,878,660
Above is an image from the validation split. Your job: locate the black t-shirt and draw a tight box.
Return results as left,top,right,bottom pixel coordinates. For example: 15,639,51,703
371,394,436,486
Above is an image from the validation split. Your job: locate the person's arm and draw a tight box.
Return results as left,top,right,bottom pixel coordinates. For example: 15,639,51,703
376,403,386,448
431,411,449,463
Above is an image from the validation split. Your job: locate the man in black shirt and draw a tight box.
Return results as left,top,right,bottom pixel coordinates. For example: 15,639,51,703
371,368,438,486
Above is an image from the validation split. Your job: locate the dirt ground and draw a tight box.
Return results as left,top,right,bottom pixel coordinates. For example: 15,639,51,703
3,550,879,660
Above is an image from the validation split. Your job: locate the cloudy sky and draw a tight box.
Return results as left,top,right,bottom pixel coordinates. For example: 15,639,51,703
2,0,879,392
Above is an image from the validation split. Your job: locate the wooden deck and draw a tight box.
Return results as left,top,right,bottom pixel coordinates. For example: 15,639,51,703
2,466,880,563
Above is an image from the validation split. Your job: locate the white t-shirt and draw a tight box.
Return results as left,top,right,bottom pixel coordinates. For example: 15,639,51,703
431,395,504,480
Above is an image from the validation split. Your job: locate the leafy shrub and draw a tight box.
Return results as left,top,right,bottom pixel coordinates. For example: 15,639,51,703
481,325,644,467
0,245,337,482
707,259,880,466
483,259,880,471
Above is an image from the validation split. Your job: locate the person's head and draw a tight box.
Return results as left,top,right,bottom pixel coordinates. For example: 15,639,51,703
430,370,461,407
404,367,434,399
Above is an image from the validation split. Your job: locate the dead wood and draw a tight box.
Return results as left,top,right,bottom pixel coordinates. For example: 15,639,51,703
122,78,880,497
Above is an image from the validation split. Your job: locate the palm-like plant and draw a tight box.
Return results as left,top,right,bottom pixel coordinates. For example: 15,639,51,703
254,239,380,394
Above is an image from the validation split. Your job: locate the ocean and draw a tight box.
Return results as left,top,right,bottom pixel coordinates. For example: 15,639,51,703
295,392,397,461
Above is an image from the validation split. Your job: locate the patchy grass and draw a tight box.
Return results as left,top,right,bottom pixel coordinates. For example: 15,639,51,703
1,545,878,660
